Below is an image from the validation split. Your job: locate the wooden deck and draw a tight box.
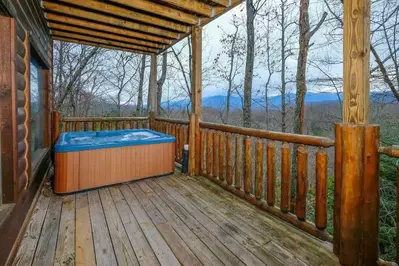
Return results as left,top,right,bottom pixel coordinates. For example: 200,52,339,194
12,173,339,266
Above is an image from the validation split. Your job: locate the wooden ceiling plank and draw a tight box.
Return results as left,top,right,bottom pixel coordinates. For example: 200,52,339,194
48,22,165,49
46,13,171,45
207,0,229,7
156,0,213,17
52,30,158,53
53,36,153,55
110,0,199,25
51,0,188,33
42,1,180,39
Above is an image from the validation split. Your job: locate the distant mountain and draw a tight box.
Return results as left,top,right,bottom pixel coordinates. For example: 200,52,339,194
162,91,396,111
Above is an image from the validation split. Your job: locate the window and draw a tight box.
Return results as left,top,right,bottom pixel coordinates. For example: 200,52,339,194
30,58,44,157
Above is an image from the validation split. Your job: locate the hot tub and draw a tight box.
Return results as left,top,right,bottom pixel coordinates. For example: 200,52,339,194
54,129,175,194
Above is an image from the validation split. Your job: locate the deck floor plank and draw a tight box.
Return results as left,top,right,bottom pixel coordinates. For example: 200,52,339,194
155,178,266,266
13,193,51,266
147,179,245,266
99,188,140,266
180,174,338,265
138,181,224,266
14,173,339,266
32,194,63,266
88,190,118,266
119,184,180,266
166,177,289,266
55,195,76,266
170,175,308,265
130,183,202,266
75,192,96,266
109,186,160,266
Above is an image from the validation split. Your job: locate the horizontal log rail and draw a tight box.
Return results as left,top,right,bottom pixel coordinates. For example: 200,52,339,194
59,116,150,134
200,122,335,147
154,117,190,125
62,116,148,122
379,145,399,158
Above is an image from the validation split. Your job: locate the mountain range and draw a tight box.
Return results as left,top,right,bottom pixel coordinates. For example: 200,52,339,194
162,91,396,110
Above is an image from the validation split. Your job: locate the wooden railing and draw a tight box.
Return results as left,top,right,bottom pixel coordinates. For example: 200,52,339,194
152,117,189,163
198,122,335,241
378,145,399,264
61,116,149,132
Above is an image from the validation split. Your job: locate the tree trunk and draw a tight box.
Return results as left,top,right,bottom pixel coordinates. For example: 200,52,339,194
243,0,255,128
137,55,146,116
157,52,167,116
280,0,287,133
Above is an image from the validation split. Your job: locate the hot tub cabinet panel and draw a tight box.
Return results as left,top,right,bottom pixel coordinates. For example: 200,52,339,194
54,130,175,194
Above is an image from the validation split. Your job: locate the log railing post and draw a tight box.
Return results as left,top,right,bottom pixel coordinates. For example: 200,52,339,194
334,124,380,265
52,111,60,145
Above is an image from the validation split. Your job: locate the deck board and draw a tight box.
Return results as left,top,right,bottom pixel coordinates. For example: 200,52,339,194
13,173,339,266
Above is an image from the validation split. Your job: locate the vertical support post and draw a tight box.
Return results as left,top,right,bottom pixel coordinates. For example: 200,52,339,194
343,0,370,124
52,111,60,145
335,124,380,265
189,25,202,176
148,54,157,129
336,1,379,265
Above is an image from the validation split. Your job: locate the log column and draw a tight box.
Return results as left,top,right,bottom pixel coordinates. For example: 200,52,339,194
148,54,157,130
189,26,202,176
335,1,380,265
52,111,60,145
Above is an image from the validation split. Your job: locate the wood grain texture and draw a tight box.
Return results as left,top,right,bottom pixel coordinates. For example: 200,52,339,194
234,135,242,190
54,142,175,193
296,146,308,221
315,148,327,230
75,193,95,266
213,132,219,178
280,143,291,213
191,25,202,117
206,131,213,177
267,141,276,206
343,0,371,124
88,191,118,265
55,195,75,266
333,123,342,255
339,125,364,265
219,133,226,181
244,136,252,194
0,16,17,203
255,139,264,200
226,134,233,186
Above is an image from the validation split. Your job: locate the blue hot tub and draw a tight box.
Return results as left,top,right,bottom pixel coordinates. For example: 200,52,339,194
54,129,176,193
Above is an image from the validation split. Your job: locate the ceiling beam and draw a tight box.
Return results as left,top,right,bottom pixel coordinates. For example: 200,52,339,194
52,30,159,53
49,0,188,33
42,1,180,39
53,36,153,55
207,0,230,7
109,0,199,25
48,22,165,49
46,13,171,45
156,0,213,17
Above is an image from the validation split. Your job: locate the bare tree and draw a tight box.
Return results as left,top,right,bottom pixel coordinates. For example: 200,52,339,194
136,55,146,116
294,0,327,135
157,52,168,116
214,15,245,124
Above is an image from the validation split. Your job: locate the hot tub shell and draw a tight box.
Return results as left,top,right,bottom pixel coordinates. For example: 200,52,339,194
54,129,175,194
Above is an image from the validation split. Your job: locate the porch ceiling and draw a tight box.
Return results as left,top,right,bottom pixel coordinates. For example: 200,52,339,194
41,0,243,55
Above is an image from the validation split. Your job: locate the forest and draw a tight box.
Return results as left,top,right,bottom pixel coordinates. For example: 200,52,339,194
53,0,399,261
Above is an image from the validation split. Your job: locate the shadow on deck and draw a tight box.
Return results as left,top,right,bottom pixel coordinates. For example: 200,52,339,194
12,173,339,266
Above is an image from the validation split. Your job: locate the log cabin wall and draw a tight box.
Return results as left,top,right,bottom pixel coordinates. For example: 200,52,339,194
0,0,52,265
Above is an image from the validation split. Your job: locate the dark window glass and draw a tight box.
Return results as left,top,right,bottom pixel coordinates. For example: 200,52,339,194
30,58,44,157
